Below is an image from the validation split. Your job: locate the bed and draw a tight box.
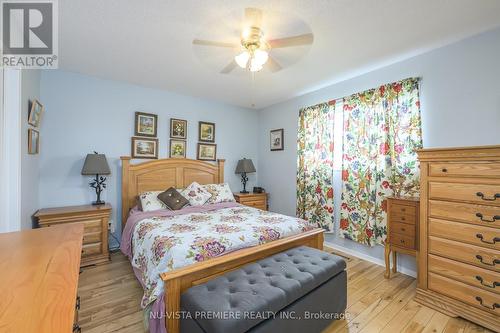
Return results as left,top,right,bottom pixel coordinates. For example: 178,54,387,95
120,157,324,333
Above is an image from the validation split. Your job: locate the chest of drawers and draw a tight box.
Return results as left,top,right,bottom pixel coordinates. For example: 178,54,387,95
416,146,500,332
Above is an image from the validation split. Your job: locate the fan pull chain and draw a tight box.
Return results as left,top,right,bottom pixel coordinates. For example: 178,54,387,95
251,71,256,108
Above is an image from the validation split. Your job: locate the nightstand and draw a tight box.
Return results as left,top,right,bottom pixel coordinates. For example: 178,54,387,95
233,192,268,211
35,204,112,267
384,196,419,278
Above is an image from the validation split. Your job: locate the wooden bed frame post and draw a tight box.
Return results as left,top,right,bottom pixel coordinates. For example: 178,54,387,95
217,159,225,183
165,278,181,333
120,156,131,225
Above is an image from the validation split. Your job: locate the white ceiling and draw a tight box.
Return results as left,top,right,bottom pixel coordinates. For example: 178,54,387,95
59,0,500,109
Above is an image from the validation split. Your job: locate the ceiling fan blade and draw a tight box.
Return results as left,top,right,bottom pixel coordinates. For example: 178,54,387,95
193,39,236,48
220,60,237,74
267,56,282,72
244,8,262,28
268,33,314,48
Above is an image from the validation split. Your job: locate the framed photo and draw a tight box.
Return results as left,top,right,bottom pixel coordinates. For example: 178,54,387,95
270,128,284,151
28,99,44,127
131,137,158,159
170,139,186,159
198,121,215,142
135,112,158,137
197,143,217,161
28,128,39,154
170,118,187,139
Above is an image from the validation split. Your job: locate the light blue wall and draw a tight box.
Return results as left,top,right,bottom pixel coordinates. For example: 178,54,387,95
257,28,500,275
20,70,41,230
39,71,259,246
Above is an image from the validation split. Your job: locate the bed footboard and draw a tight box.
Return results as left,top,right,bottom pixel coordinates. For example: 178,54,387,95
160,228,324,333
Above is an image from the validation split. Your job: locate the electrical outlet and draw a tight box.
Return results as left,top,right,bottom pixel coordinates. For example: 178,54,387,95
108,219,116,233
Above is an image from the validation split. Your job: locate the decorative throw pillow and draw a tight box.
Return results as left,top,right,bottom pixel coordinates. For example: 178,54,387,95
139,191,168,212
157,187,189,211
203,183,235,204
181,182,212,206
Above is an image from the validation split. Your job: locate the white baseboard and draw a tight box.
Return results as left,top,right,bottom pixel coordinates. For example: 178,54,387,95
324,241,417,278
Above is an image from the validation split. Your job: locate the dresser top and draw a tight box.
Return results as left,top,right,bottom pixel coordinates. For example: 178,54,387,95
417,145,500,161
386,196,420,202
35,203,112,217
0,224,83,333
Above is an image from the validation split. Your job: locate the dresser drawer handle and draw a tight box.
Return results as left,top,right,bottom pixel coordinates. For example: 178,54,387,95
400,208,406,212
400,227,406,232
476,234,499,245
441,168,447,173
76,296,81,310
475,255,500,267
73,323,81,333
476,192,500,202
400,239,405,244
475,296,500,310
475,213,500,223
475,276,500,289
401,217,406,221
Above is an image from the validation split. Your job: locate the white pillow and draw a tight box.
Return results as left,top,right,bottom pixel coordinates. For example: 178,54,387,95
181,182,212,206
203,183,235,204
139,191,168,212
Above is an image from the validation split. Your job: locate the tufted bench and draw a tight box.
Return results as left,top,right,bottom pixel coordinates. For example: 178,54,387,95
180,246,347,333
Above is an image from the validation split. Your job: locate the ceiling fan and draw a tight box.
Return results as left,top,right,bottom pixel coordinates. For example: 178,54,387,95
192,8,314,74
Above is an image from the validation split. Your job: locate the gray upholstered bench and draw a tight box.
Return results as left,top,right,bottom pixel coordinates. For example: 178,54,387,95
180,246,347,333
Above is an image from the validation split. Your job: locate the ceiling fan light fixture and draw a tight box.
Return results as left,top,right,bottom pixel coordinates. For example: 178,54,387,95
253,49,269,66
235,51,250,68
249,59,263,72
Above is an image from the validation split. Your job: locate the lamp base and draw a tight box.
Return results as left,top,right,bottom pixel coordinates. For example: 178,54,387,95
239,190,249,194
92,200,106,206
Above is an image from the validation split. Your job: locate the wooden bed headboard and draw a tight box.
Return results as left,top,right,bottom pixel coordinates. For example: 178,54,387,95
120,157,225,227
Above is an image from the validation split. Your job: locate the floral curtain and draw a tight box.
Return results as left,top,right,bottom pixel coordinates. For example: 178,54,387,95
339,78,422,246
296,102,335,232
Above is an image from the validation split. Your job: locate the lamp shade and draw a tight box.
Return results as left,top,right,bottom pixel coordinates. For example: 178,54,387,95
235,158,256,174
81,153,111,175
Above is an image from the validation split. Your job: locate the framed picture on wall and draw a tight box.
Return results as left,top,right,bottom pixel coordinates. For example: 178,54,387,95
170,139,186,158
170,118,187,139
28,99,44,128
28,128,39,154
134,112,158,137
131,137,158,159
198,121,215,142
197,143,217,161
270,128,284,151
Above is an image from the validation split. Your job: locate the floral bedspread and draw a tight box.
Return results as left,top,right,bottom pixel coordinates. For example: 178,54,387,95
129,204,315,308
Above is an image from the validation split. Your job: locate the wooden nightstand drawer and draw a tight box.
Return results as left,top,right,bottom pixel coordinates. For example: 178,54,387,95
242,199,265,206
82,232,102,245
82,242,102,257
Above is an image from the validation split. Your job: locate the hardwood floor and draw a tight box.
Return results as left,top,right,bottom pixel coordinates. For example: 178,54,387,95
78,249,492,333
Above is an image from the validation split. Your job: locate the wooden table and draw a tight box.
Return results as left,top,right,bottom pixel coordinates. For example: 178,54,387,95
0,224,84,333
